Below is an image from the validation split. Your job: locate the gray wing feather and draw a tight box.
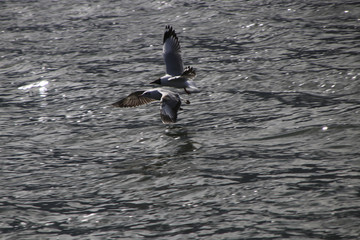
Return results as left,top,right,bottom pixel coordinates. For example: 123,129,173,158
112,91,155,107
163,25,184,76
160,94,181,123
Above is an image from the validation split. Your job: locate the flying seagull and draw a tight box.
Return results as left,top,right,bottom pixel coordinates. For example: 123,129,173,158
112,88,182,124
151,25,199,94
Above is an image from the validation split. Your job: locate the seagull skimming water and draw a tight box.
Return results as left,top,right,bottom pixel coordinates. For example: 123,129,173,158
112,88,181,124
151,25,199,94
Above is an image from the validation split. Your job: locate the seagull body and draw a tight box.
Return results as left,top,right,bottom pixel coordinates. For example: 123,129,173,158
112,88,181,124
151,25,199,94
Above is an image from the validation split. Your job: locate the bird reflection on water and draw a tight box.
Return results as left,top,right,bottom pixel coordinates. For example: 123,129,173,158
164,125,198,156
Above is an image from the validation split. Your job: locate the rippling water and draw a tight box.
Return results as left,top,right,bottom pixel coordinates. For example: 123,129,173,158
1,0,360,239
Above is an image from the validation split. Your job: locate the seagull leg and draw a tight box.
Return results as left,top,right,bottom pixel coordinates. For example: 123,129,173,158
182,88,191,104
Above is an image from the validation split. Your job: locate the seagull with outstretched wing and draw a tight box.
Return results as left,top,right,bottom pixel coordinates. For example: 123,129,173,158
112,88,182,124
151,25,200,94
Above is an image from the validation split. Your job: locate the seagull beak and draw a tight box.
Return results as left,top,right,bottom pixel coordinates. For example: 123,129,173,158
150,79,161,85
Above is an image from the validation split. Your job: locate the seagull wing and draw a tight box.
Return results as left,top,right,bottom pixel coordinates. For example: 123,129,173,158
112,91,156,107
166,66,197,83
181,66,196,79
163,25,184,76
160,94,181,123
185,81,200,93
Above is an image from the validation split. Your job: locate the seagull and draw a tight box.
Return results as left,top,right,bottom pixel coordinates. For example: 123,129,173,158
112,88,181,124
151,25,199,94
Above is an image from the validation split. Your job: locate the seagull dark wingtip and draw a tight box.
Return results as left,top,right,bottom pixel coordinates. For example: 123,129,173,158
112,100,126,108
181,66,196,78
163,25,178,44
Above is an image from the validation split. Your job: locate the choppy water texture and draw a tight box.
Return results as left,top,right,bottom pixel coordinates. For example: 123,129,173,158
1,0,360,239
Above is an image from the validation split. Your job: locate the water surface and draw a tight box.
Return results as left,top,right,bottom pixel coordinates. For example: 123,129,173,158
1,0,360,239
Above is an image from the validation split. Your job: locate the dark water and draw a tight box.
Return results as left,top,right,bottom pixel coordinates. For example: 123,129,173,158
1,0,360,239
